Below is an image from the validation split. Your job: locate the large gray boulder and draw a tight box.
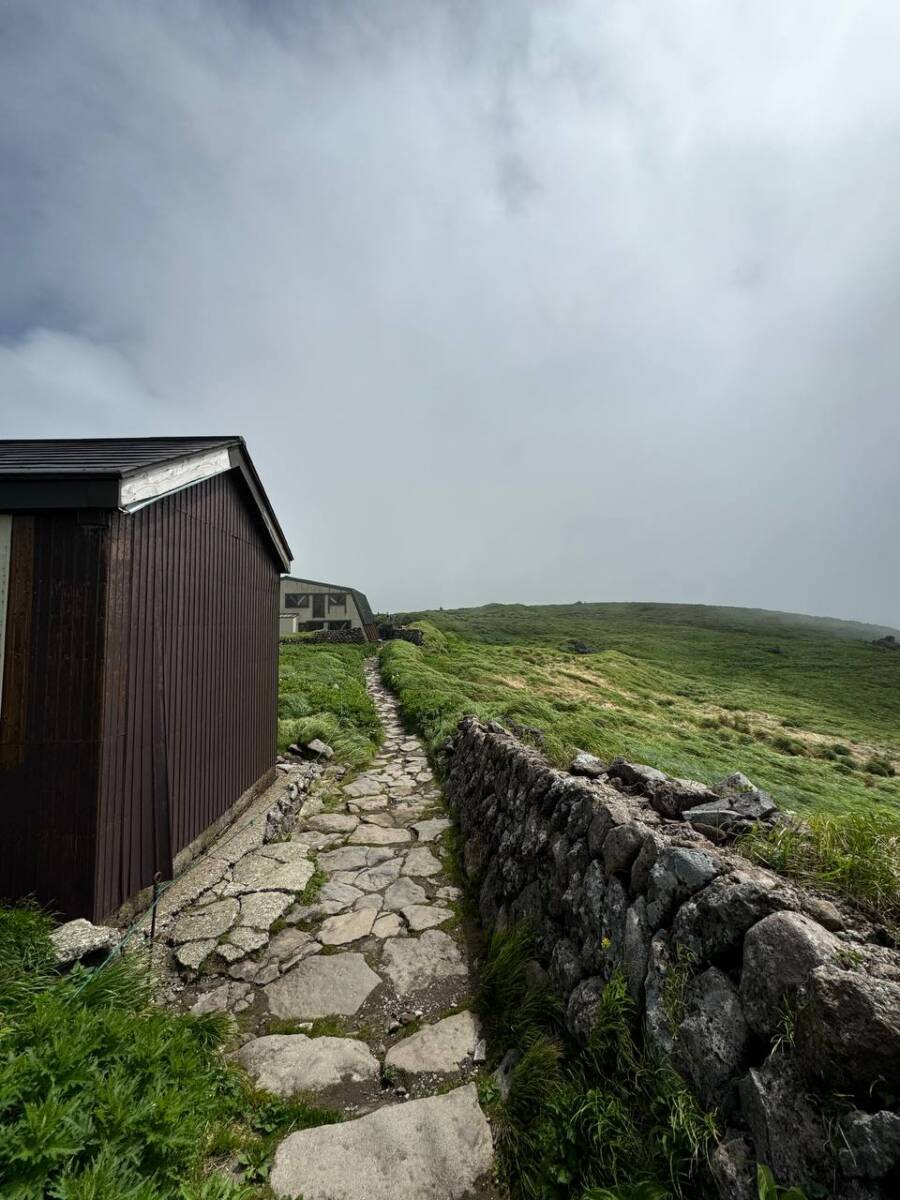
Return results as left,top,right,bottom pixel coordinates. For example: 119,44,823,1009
796,965,900,1100
672,868,797,961
645,847,723,928
269,1084,494,1200
837,1110,900,1180
50,919,119,966
740,911,840,1038
678,967,750,1108
739,1056,835,1192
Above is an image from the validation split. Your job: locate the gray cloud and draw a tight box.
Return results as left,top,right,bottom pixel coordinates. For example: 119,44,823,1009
1,0,898,624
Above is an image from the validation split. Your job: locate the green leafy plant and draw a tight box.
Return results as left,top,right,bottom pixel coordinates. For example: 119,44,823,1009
756,1162,808,1199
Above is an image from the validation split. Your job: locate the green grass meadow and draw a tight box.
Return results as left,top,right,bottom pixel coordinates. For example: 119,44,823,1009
277,639,381,768
380,602,900,818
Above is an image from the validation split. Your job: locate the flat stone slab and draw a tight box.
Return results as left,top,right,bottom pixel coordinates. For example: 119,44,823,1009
172,897,239,944
270,1084,493,1200
238,1034,379,1096
226,926,269,953
385,1011,480,1074
265,953,381,1019
412,818,451,843
402,847,443,877
383,877,428,911
191,981,253,1015
239,890,294,929
346,795,389,813
319,881,364,909
342,776,385,798
229,854,315,894
373,913,403,938
306,813,359,834
353,859,403,892
347,825,411,846
403,904,453,932
318,846,370,872
318,908,376,946
381,930,467,994
175,939,217,969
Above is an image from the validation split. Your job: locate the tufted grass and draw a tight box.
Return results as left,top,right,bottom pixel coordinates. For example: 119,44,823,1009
475,926,717,1200
738,808,900,926
277,641,381,767
0,903,338,1199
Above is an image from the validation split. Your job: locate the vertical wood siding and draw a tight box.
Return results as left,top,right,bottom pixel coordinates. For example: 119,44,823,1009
94,472,278,917
0,514,106,917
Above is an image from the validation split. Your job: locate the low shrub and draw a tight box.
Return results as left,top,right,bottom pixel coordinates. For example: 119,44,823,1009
0,905,337,1198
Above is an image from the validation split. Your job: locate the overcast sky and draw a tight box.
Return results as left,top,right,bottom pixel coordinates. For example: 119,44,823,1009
1,2,898,625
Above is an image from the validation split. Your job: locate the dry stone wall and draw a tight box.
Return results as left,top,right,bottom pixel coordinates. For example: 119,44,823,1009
445,717,900,1200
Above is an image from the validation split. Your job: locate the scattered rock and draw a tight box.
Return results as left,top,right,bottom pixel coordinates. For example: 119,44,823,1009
569,750,606,778
238,1034,378,1096
306,738,334,759
385,1011,480,1074
492,1049,520,1101
50,919,119,966
712,772,756,796
269,1084,493,1200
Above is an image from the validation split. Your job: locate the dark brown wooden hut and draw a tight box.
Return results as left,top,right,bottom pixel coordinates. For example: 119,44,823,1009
0,437,292,921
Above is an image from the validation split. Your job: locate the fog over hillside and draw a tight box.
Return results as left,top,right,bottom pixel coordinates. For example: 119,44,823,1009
1,2,898,624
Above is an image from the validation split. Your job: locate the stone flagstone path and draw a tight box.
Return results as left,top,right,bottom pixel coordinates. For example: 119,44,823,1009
156,660,495,1200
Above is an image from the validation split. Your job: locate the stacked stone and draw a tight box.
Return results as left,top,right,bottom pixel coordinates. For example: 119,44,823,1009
445,717,900,1200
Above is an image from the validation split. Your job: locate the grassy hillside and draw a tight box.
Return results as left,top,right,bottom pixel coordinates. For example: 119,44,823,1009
381,602,900,817
277,640,381,768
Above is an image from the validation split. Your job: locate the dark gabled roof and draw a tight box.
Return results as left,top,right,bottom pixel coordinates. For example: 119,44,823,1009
282,576,375,626
0,436,235,475
0,436,292,570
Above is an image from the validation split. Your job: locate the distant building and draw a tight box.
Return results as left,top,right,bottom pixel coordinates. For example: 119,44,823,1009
279,576,377,642
0,436,291,920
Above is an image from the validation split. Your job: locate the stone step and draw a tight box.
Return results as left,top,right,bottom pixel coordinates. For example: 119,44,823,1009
269,1084,494,1200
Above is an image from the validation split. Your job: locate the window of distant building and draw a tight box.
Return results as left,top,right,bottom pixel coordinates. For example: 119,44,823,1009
285,592,309,609
328,593,347,611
